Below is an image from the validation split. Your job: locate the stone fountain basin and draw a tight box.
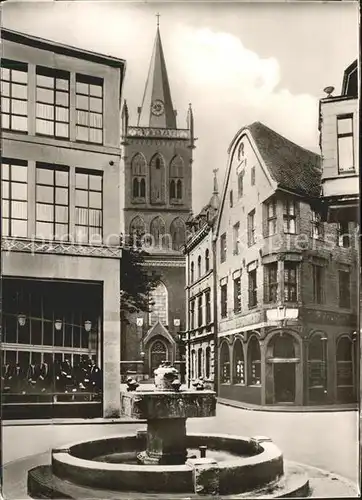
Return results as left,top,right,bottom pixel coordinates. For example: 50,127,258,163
50,432,284,494
121,389,217,419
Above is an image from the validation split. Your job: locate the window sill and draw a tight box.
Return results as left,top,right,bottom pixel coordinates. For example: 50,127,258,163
248,384,262,388
248,305,258,310
232,383,246,386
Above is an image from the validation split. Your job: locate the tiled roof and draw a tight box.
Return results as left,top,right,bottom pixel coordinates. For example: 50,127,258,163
248,121,322,198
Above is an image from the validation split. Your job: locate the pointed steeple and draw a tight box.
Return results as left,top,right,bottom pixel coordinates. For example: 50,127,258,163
137,20,177,129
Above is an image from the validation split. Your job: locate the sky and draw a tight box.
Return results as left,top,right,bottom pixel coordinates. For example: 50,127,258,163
1,1,359,213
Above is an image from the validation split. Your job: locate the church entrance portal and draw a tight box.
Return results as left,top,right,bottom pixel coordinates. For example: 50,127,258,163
150,340,168,375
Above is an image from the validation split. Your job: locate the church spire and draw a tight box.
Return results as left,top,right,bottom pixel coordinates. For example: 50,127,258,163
137,18,177,129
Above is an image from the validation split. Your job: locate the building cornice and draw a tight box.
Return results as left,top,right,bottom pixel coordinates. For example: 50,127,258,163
1,237,122,259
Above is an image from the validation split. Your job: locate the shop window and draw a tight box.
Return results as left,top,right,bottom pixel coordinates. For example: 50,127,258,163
220,342,230,384
233,277,241,313
336,336,355,402
233,339,245,384
248,336,261,385
308,334,327,397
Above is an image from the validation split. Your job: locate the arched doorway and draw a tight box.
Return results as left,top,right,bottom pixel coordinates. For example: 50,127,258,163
150,339,167,374
272,333,296,403
336,336,355,403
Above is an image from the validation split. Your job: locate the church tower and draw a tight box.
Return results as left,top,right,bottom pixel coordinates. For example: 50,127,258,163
120,18,195,379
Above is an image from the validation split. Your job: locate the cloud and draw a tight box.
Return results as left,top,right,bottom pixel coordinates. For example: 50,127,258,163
167,26,319,212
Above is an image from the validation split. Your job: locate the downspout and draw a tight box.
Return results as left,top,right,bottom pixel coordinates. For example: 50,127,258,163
212,233,218,395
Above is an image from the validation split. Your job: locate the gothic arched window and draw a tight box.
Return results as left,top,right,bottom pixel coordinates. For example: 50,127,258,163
129,216,145,244
150,216,166,249
191,262,194,283
220,341,230,384
150,154,165,204
149,281,168,326
131,153,146,201
170,217,185,251
197,255,202,278
169,156,184,202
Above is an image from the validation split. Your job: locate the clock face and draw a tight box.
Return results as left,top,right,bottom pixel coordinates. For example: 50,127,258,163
151,99,165,116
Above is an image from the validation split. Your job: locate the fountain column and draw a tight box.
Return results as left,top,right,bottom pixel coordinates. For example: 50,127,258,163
121,361,216,465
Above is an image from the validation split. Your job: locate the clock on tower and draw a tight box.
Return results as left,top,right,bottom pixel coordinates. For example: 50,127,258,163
151,99,165,116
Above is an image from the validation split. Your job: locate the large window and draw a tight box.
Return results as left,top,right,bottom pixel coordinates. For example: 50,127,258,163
1,159,28,237
36,67,70,138
284,262,297,302
308,334,327,400
170,218,185,251
1,59,28,132
336,336,355,403
266,198,277,236
283,199,297,234
248,336,261,385
149,282,168,326
248,269,257,308
339,270,351,309
76,74,103,144
36,163,69,240
312,264,324,304
197,255,202,278
265,263,278,303
337,115,354,173
311,210,324,239
220,342,230,384
233,339,245,384
233,277,241,313
220,283,227,318
220,233,227,263
75,169,103,243
247,209,256,246
233,222,240,255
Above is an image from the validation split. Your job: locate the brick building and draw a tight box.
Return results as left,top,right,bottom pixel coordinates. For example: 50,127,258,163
1,28,125,417
119,24,195,378
184,170,220,390
213,122,358,407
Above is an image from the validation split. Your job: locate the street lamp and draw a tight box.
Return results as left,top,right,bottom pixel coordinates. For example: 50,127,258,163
137,317,145,378
321,336,328,396
54,318,63,331
17,313,26,327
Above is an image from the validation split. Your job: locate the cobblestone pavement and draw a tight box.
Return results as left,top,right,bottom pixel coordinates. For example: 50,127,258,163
2,404,359,498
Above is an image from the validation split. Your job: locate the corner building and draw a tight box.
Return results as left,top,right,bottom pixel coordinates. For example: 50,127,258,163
214,122,358,407
1,28,125,417
120,26,195,377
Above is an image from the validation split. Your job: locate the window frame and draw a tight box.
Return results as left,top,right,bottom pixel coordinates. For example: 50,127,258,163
35,162,70,241
248,269,257,308
220,283,228,318
283,199,297,234
284,262,298,303
76,73,103,145
75,168,103,244
337,114,354,174
233,276,241,314
265,262,278,303
233,222,240,255
266,198,277,236
1,59,28,133
312,264,324,305
247,209,256,246
311,210,324,240
35,66,70,140
1,158,28,238
220,233,227,263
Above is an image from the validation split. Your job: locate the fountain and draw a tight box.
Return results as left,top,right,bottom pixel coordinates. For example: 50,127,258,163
28,361,311,498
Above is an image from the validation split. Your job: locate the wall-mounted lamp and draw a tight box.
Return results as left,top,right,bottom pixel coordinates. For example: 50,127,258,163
84,320,92,332
17,313,26,327
54,319,63,331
